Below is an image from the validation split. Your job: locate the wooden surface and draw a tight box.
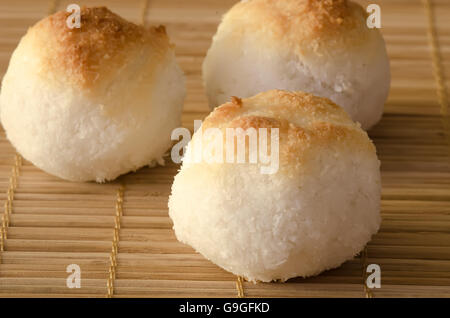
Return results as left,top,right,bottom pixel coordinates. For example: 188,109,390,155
0,0,450,298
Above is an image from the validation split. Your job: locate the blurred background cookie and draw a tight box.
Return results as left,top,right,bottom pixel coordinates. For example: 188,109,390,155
203,0,390,130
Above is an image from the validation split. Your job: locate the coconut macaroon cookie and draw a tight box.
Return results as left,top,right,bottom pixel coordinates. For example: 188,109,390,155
203,0,390,130
0,7,185,182
169,90,381,282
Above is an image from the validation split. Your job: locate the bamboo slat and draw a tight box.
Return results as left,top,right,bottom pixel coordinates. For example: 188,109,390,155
0,0,449,298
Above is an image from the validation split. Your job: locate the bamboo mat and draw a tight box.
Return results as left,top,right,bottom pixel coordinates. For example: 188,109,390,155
0,0,449,298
